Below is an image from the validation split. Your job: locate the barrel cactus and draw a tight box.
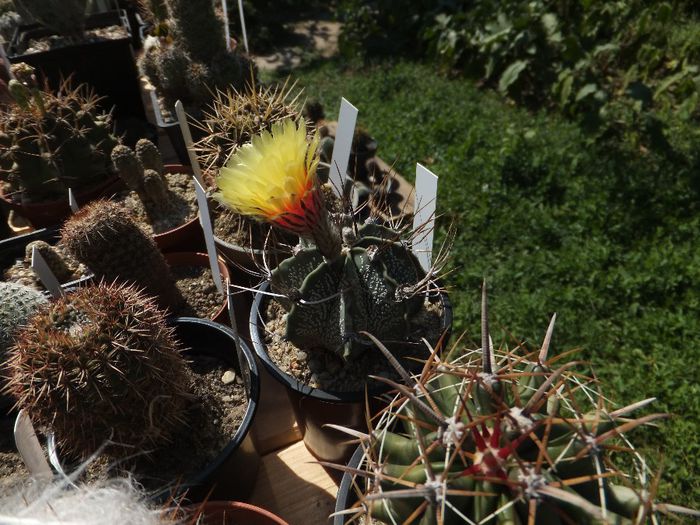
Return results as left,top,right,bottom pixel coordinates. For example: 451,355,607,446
0,74,117,204
0,281,47,357
333,285,700,524
4,282,190,459
215,118,438,359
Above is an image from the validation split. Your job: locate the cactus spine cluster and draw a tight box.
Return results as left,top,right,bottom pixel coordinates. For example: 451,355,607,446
336,284,699,524
4,283,190,459
0,75,117,204
12,0,87,40
60,199,184,311
196,81,303,175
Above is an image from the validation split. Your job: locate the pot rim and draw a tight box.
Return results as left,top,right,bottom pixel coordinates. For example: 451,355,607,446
183,500,290,525
249,281,452,403
333,445,366,525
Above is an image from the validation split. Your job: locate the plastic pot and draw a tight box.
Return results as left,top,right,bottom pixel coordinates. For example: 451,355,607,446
184,501,290,525
47,318,261,503
333,445,366,525
152,164,204,253
0,175,124,229
249,282,452,464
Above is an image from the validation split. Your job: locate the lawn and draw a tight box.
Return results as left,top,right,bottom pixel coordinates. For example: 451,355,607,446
268,59,700,510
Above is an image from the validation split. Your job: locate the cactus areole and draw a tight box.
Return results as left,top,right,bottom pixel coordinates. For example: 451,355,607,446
215,119,432,360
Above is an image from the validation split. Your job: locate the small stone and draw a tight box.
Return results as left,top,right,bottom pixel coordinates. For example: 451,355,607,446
296,350,308,361
221,370,236,384
221,395,233,402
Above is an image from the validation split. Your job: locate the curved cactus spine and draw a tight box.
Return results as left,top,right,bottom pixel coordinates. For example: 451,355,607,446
330,287,700,524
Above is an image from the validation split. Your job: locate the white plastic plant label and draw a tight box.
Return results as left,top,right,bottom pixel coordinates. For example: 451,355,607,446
14,409,52,481
31,246,63,298
68,187,79,213
175,100,204,186
412,163,439,272
193,177,224,295
236,0,249,54
329,98,358,196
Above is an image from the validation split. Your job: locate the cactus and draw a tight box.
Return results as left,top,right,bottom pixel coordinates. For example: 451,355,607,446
135,138,163,176
111,141,174,212
4,282,190,459
167,0,225,63
196,81,304,176
216,118,440,360
0,73,118,204
334,285,700,524
12,0,87,40
111,144,145,194
0,281,47,356
25,240,74,282
60,199,184,311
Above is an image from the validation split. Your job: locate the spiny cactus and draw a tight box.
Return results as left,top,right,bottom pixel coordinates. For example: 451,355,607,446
333,284,700,524
135,138,164,175
0,281,47,356
4,282,190,459
0,74,118,204
167,0,225,62
60,199,184,311
196,81,303,176
12,0,87,40
216,118,442,360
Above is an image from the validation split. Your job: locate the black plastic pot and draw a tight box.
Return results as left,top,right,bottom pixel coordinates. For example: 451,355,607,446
8,10,145,122
334,445,366,525
249,282,452,464
47,317,261,502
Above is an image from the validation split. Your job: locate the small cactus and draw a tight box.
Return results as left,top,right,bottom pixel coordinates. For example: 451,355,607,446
0,281,47,356
334,285,700,524
111,144,145,194
4,282,190,459
24,240,74,282
60,200,184,311
111,141,174,212
135,138,164,176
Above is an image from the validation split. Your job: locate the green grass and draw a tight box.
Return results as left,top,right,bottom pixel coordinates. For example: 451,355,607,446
269,59,700,510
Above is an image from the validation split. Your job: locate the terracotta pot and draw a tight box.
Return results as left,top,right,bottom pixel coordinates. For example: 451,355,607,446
185,501,290,525
0,175,123,228
164,252,231,324
249,282,452,464
152,164,204,253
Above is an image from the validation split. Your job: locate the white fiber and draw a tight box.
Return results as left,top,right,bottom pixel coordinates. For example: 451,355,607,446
0,477,180,525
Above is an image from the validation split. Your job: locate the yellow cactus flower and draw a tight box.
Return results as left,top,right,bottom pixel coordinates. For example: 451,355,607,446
214,118,322,236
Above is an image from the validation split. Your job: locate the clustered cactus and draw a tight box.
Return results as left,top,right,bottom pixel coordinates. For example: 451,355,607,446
4,282,190,459
111,139,171,214
335,285,699,524
60,199,184,311
138,0,253,114
0,74,117,204
12,0,87,41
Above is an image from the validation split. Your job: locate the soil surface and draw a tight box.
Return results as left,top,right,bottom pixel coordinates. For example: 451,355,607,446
20,26,129,54
0,413,29,493
261,294,445,393
173,266,224,319
119,172,197,235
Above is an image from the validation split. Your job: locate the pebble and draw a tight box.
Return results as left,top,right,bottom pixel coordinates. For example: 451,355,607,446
222,395,233,402
296,350,308,361
221,370,236,384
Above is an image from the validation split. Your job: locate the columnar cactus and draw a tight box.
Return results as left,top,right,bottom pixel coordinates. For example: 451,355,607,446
215,118,437,359
135,138,164,175
60,200,184,311
4,283,190,459
167,0,225,62
12,0,87,40
110,139,166,202
334,285,700,524
0,74,117,203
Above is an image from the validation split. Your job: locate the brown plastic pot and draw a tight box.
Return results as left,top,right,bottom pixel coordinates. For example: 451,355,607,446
249,281,452,464
0,175,123,228
152,164,204,253
185,501,289,525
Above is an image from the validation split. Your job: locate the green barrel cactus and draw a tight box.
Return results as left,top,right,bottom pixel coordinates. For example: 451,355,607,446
0,281,47,357
4,283,190,459
333,285,700,524
0,74,118,204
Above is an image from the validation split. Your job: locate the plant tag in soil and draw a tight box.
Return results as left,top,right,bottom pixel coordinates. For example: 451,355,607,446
14,409,52,481
329,97,358,196
194,177,224,295
413,163,439,272
31,246,64,298
68,187,79,213
175,100,204,186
